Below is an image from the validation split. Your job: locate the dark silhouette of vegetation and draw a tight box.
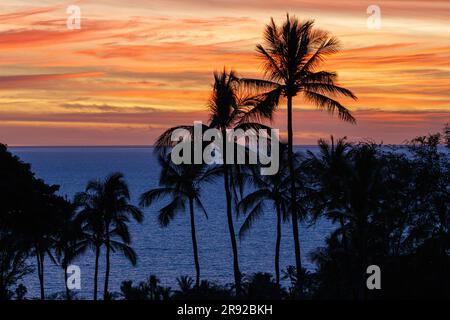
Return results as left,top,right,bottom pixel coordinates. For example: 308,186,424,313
155,70,276,295
75,173,143,300
140,153,218,287
1,125,449,300
238,145,297,285
52,199,86,300
0,143,69,300
120,275,171,300
444,123,450,149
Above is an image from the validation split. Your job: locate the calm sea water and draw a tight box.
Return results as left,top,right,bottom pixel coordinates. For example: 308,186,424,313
11,146,333,299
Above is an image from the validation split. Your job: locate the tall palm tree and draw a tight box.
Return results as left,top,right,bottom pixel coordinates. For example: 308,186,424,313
75,172,143,300
238,146,295,284
155,70,275,295
52,200,84,300
241,15,357,285
74,190,105,300
140,154,217,287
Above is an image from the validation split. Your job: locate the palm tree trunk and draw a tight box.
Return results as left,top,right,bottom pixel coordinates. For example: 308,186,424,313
287,95,302,289
36,248,45,300
93,245,100,300
64,263,71,301
275,202,282,286
222,138,241,295
189,197,201,287
104,228,111,300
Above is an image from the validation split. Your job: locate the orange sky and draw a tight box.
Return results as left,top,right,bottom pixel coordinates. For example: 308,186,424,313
0,0,449,145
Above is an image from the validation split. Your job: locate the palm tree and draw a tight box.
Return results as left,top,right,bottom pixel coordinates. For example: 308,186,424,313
155,69,275,295
52,199,84,300
25,188,63,300
313,142,384,298
75,172,143,300
74,190,105,300
238,146,294,285
140,154,216,287
241,15,357,285
307,136,352,240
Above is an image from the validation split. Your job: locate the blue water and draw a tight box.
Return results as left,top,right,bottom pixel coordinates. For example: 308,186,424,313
10,146,332,299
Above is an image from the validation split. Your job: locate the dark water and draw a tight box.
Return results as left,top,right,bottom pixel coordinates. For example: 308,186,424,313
11,146,333,299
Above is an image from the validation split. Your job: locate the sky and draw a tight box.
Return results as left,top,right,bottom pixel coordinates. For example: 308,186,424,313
0,0,449,146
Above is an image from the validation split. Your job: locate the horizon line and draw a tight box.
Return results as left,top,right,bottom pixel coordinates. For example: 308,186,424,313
7,143,410,148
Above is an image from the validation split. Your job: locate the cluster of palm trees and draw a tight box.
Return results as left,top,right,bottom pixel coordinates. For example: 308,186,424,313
0,140,147,300
140,126,450,299
57,173,144,300
72,173,143,300
144,14,356,295
1,15,449,300
1,14,360,299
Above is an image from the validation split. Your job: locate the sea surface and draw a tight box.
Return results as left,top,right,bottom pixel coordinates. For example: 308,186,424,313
11,146,333,299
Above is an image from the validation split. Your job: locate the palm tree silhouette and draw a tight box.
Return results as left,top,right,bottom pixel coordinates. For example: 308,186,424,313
238,146,295,284
75,172,143,300
140,154,217,287
74,189,105,300
25,189,63,300
52,199,84,300
241,15,357,285
312,142,384,298
307,136,352,239
155,69,275,295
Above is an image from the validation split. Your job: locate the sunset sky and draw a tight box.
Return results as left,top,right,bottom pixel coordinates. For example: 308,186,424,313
0,0,449,146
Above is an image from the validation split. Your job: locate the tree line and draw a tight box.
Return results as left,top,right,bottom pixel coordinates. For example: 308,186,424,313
1,126,448,300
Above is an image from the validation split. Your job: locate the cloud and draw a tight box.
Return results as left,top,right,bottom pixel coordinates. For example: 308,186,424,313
60,103,159,113
0,72,104,89
0,6,60,22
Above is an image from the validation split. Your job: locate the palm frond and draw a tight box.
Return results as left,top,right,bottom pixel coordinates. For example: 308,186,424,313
301,35,340,73
238,189,271,216
155,125,196,149
303,90,356,124
302,82,357,100
110,241,137,266
158,197,185,227
139,188,178,207
239,200,266,239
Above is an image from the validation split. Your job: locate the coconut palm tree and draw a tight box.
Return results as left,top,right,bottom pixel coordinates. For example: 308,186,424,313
154,69,275,295
140,154,218,287
307,137,352,239
52,199,85,300
241,15,357,285
24,188,64,300
238,145,294,285
75,172,143,300
74,190,104,300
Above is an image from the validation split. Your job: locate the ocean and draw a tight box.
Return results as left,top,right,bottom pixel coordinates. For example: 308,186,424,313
10,146,333,299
